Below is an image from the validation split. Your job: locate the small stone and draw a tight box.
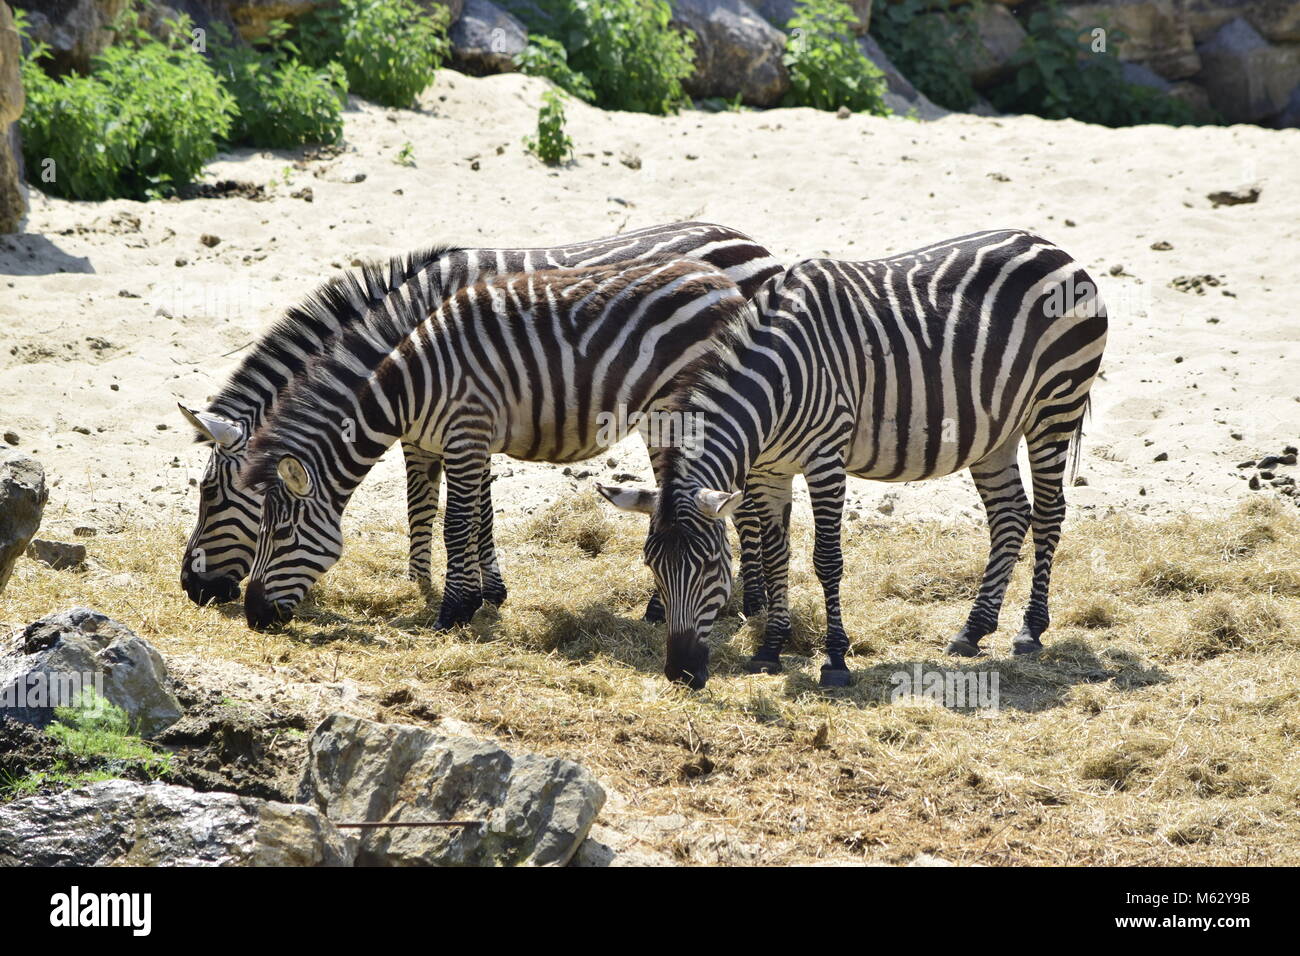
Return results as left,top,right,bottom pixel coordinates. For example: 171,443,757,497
1153,452,1168,462
1230,431,1243,440
1284,445,1298,456
200,234,220,247
26,539,87,571
1236,460,1255,469
1259,471,1275,480
1150,240,1173,251
1207,186,1260,208
3,431,19,445
72,426,90,435
174,256,188,267
612,472,641,483
1073,476,1089,486
73,526,97,538
1249,475,1261,490
1257,455,1280,469
836,105,851,119
1109,264,1125,277
1279,453,1298,466
1272,477,1294,487
291,187,314,202
620,154,642,171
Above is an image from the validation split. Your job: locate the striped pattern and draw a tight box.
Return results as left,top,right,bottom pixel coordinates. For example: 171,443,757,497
240,258,759,632
602,230,1108,687
179,222,781,608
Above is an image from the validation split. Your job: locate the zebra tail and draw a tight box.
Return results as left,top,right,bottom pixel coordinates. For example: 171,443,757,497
1069,394,1090,484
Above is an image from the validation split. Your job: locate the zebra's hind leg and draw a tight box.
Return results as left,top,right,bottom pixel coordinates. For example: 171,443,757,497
434,445,488,630
806,458,852,687
402,443,441,590
477,469,508,606
734,490,768,616
946,437,1031,658
743,472,794,675
1012,415,1079,655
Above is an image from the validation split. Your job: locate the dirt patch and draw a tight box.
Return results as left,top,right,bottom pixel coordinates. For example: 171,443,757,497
175,180,269,202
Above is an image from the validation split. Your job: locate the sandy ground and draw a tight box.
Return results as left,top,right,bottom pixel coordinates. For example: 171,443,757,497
2,70,1298,549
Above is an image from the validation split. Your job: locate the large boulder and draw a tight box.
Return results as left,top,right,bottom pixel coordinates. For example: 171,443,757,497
1196,16,1300,121
751,0,871,34
0,451,45,593
449,0,526,76
299,713,606,866
1182,0,1300,44
0,607,182,737
962,3,1027,87
0,1,24,234
1061,0,1201,79
8,0,128,75
857,32,947,118
0,780,355,866
673,0,789,106
1271,82,1300,126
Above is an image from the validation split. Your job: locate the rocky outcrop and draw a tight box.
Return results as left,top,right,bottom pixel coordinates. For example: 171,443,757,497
1,2,25,234
0,451,45,593
751,0,871,34
1182,0,1300,44
299,713,605,866
0,607,182,737
960,3,1027,88
449,0,526,76
1061,0,1201,79
1196,16,1300,121
673,0,789,106
0,780,355,866
857,33,947,119
9,0,127,74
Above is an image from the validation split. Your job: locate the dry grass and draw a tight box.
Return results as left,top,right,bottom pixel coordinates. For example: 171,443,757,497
3,497,1299,865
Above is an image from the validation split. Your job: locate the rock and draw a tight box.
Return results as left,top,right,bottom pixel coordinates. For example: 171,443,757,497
1196,16,1300,121
0,607,182,737
673,0,789,106
0,451,46,594
9,0,127,74
1,0,25,234
1207,184,1261,205
449,0,526,76
751,0,871,34
1270,82,1300,126
1122,59,1173,90
1168,79,1214,113
299,713,605,866
226,0,319,42
0,780,355,866
26,538,87,571
961,3,1028,87
1182,0,1300,44
571,823,676,866
1060,0,1201,79
857,33,948,118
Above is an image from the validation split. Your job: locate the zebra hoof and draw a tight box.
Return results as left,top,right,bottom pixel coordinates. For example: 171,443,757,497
743,656,783,675
818,667,852,688
1012,633,1044,656
482,586,507,607
946,638,983,658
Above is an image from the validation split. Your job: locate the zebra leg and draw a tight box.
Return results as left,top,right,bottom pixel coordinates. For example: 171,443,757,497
1012,420,1076,654
402,442,441,589
478,469,508,606
743,472,794,675
946,437,1031,657
806,459,852,687
434,447,487,630
734,490,769,616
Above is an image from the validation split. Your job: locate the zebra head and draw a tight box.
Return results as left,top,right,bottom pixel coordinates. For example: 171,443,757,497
178,404,254,606
244,455,345,631
598,483,740,689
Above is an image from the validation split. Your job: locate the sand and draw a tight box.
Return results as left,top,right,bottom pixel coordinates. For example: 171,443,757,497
2,70,1298,549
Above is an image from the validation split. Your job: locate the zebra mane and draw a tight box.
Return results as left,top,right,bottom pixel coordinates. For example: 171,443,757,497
200,245,462,437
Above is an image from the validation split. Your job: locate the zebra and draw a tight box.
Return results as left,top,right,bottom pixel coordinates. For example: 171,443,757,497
177,221,782,617
598,229,1108,688
239,257,762,639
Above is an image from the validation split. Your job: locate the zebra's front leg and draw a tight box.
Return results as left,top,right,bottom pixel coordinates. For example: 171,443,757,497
947,438,1030,657
477,469,508,606
734,490,768,616
402,442,441,589
1013,426,1073,654
743,472,794,675
434,447,487,630
806,459,851,687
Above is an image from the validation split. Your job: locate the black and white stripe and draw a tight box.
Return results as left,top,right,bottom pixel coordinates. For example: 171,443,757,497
239,257,760,632
600,229,1108,687
178,222,781,609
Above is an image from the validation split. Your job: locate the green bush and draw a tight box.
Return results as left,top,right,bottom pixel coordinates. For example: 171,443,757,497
211,23,348,148
525,90,575,164
510,0,693,114
784,0,889,114
296,0,450,108
16,12,235,200
515,35,596,102
869,0,977,111
985,2,1204,126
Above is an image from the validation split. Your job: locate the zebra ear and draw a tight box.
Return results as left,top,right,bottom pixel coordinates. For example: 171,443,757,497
178,404,243,449
695,488,742,520
276,456,313,497
596,483,658,515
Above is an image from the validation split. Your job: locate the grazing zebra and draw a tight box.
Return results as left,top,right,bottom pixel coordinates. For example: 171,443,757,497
599,230,1108,688
177,222,781,614
239,257,760,632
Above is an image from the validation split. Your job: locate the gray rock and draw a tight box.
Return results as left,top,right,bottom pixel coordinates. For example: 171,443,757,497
450,0,527,76
1196,16,1300,122
1270,81,1300,126
299,713,605,866
962,4,1028,88
571,823,676,866
0,452,46,594
0,780,355,866
751,0,871,34
1122,59,1173,90
26,538,87,571
0,607,182,737
1059,0,1201,79
1182,0,1300,44
9,0,128,75
856,34,948,119
673,0,789,106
